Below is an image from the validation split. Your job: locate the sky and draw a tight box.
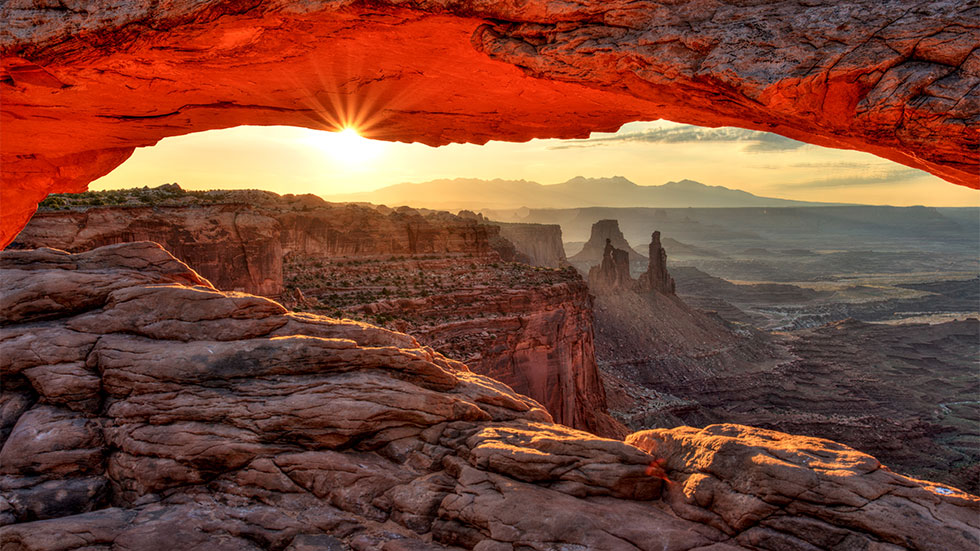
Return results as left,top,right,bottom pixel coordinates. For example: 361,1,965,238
90,121,980,207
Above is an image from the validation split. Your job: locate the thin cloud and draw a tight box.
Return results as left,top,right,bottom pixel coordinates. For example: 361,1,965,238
750,160,898,170
547,125,806,153
777,168,925,190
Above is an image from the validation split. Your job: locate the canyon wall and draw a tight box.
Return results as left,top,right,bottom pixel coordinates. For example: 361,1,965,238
12,189,619,438
493,222,567,269
2,1,977,247
12,193,503,296
357,280,621,438
1,242,975,550
277,207,497,259
9,205,283,295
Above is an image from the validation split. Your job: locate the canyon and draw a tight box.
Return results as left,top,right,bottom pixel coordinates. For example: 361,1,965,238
566,220,980,496
1,242,977,551
2,0,978,247
2,1,979,547
12,186,505,297
12,186,621,439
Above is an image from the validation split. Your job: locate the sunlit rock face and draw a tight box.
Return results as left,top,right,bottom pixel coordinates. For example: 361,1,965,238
2,0,978,247
1,242,976,549
11,195,499,296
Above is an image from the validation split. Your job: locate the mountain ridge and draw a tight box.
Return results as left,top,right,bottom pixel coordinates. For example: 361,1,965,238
328,176,853,210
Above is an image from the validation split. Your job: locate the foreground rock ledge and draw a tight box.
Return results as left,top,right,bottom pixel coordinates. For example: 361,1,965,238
1,0,979,247
0,242,977,550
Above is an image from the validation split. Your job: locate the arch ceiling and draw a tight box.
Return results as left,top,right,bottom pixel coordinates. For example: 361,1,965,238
1,0,977,247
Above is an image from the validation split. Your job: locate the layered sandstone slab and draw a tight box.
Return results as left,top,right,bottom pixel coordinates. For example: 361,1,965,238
2,1,978,247
1,242,976,550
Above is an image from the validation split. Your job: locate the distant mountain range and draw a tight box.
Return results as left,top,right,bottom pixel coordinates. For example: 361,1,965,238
327,176,850,210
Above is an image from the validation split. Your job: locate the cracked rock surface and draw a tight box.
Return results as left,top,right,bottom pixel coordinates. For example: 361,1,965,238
0,242,977,550
1,1,978,247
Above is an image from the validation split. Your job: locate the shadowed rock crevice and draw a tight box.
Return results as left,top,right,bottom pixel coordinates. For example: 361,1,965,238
0,242,975,550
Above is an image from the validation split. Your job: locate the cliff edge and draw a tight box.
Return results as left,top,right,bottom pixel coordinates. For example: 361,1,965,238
1,242,976,550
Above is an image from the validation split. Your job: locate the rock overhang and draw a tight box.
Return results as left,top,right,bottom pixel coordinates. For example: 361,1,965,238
2,0,978,247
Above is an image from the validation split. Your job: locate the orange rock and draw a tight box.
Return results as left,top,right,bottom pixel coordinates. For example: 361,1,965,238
2,2,978,248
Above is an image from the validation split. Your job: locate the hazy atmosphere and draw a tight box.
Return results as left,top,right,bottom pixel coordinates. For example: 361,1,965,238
91,121,980,207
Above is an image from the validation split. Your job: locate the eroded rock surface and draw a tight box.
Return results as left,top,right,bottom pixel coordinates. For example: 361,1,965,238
285,252,624,439
588,239,634,294
636,231,676,296
629,424,979,551
0,242,976,550
12,189,504,296
491,222,568,270
13,189,618,438
586,227,677,297
2,1,977,247
571,220,647,274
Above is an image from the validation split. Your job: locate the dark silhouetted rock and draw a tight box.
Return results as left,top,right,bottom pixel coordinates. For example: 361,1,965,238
636,231,676,295
588,239,633,294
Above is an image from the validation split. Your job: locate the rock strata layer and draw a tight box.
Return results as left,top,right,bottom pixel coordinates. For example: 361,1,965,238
2,0,977,247
13,190,617,438
491,222,567,269
12,191,503,296
0,242,976,550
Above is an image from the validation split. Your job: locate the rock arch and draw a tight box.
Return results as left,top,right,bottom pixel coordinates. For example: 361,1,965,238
2,0,977,247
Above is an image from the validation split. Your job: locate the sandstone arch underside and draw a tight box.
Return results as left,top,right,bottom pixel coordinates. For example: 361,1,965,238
1,0,978,247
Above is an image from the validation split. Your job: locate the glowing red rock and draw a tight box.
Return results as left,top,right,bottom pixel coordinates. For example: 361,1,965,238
2,1,977,247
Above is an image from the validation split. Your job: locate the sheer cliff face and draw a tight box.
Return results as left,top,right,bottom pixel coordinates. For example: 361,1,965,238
2,1,977,247
12,198,620,438
570,219,647,274
493,223,567,269
12,202,501,296
10,206,284,295
277,207,498,259
413,281,620,438
1,243,976,550
636,231,676,295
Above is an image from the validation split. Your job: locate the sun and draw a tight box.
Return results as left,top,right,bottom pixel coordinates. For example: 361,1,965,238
305,127,387,165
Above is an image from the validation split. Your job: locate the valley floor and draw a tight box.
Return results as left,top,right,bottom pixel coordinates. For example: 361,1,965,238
602,317,980,494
